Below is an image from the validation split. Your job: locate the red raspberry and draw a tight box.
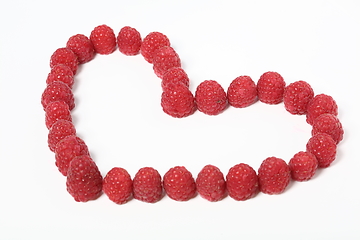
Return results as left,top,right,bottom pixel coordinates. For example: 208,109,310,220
66,34,95,64
153,46,181,78
195,165,226,202
117,26,142,56
41,81,75,111
258,157,291,195
90,24,116,55
66,155,103,202
161,82,196,118
195,80,227,115
133,167,163,203
306,133,337,168
163,166,196,201
45,100,72,129
306,94,338,125
140,32,170,63
50,47,78,74
161,67,189,91
312,114,344,144
55,135,89,176
289,151,318,181
257,71,286,104
227,76,257,108
226,163,259,201
103,167,133,204
46,64,74,88
284,80,314,115
48,120,76,152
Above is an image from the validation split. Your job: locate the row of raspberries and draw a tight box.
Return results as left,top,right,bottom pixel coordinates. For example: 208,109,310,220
41,24,344,204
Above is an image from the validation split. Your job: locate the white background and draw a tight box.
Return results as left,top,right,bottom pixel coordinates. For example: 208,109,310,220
1,0,359,239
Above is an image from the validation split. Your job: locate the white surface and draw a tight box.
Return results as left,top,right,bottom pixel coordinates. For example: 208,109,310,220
1,0,359,239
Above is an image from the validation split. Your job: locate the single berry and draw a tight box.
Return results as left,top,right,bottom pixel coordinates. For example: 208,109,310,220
45,100,72,129
195,80,227,115
153,46,181,78
196,165,226,202
163,166,196,201
133,167,163,203
55,135,90,176
226,163,259,201
103,167,133,204
50,47,78,74
90,24,116,54
66,34,95,64
312,114,344,144
227,76,257,108
306,94,338,125
283,80,314,115
46,64,74,88
161,67,189,91
117,26,142,56
66,155,103,202
257,71,286,104
258,157,291,195
289,151,318,181
306,133,337,168
140,32,170,63
41,81,75,111
48,120,76,152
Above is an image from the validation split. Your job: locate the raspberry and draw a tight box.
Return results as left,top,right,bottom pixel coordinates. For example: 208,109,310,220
161,67,189,91
258,157,291,195
117,26,142,56
90,24,116,55
66,155,103,202
195,80,227,115
288,151,318,181
226,163,259,201
227,76,257,108
55,135,89,176
306,133,337,168
153,46,181,78
163,166,196,201
133,167,163,203
48,120,76,152
306,94,338,125
284,80,314,115
46,64,74,88
66,34,95,64
161,82,196,118
103,167,133,204
312,114,344,144
45,100,72,129
41,81,75,111
140,32,170,63
257,71,286,104
195,165,226,202
50,47,78,74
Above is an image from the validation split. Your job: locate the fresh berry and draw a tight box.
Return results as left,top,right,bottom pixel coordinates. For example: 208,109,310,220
283,80,314,115
288,151,318,181
90,24,116,55
195,80,227,115
312,114,344,144
103,167,133,204
50,47,78,74
117,26,142,56
195,165,226,202
161,82,196,118
55,135,90,176
66,155,103,202
66,34,95,64
140,32,170,63
258,157,291,195
45,100,72,129
46,64,74,88
227,76,257,108
257,71,286,104
41,81,75,111
306,133,337,168
163,166,196,201
133,167,163,203
306,94,338,125
48,120,76,152
161,67,189,90
226,163,259,201
153,46,181,78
